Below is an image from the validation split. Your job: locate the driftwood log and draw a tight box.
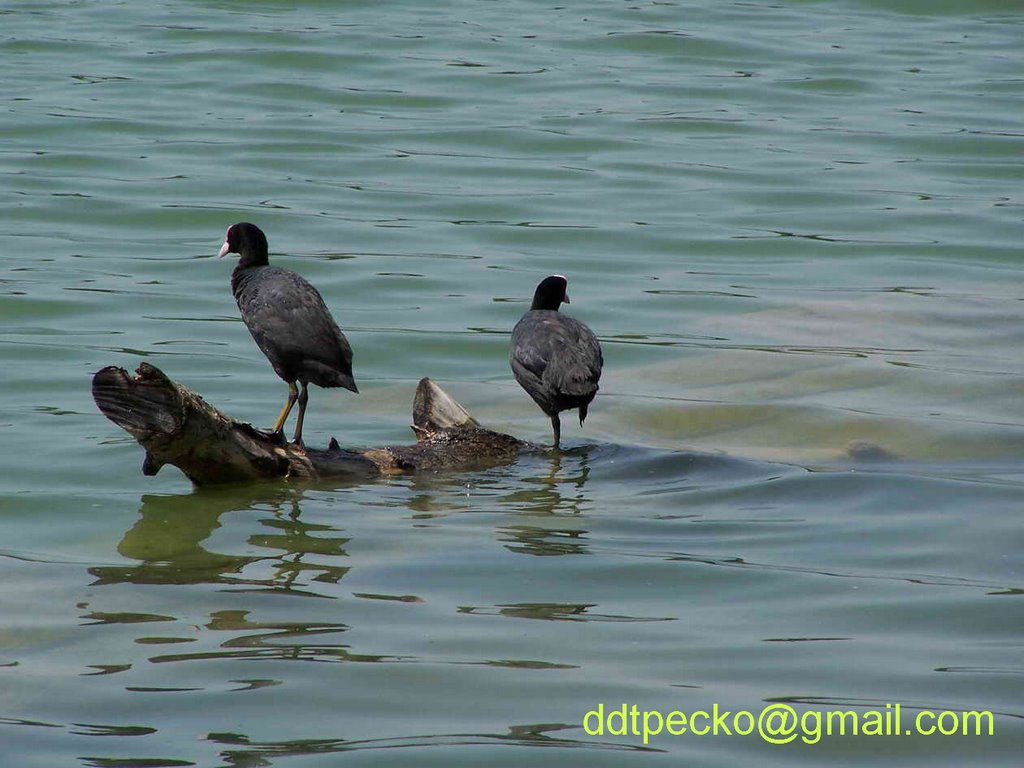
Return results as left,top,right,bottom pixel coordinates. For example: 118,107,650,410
93,363,526,486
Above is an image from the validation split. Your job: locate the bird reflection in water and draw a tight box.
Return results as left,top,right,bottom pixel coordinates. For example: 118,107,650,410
498,444,596,557
88,488,351,592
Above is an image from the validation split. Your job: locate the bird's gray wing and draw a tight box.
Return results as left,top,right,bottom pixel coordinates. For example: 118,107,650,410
544,317,602,397
240,269,353,372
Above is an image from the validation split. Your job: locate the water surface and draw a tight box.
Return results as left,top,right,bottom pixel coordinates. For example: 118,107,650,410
1,1,1022,765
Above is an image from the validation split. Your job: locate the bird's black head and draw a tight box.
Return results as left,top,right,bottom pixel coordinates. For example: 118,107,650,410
530,274,570,311
218,222,269,268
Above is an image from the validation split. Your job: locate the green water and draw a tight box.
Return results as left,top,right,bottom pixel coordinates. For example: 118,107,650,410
2,1,1022,765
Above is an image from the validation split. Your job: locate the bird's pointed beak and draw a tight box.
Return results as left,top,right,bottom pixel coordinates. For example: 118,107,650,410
217,240,231,258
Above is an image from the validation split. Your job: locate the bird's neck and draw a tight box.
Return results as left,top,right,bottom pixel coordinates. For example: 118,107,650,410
531,300,561,311
236,250,269,269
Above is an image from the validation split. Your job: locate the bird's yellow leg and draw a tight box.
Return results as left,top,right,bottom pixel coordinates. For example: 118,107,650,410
272,382,299,435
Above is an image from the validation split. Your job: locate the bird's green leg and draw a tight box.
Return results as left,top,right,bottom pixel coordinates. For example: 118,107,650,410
292,382,309,445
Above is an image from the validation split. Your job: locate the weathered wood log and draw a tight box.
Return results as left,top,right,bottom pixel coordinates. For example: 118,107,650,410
92,363,526,486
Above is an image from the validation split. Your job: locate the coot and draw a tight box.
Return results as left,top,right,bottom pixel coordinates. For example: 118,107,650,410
510,275,603,448
219,222,357,444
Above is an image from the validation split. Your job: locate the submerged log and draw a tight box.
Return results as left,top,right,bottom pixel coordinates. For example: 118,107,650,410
92,363,525,486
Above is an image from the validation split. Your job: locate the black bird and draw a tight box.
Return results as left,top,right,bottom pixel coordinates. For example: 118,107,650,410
510,275,603,448
218,222,357,445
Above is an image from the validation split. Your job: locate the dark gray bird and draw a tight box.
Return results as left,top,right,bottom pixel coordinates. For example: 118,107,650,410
218,222,357,445
510,275,603,448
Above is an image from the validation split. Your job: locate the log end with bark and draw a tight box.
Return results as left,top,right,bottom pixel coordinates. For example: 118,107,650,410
92,363,527,486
